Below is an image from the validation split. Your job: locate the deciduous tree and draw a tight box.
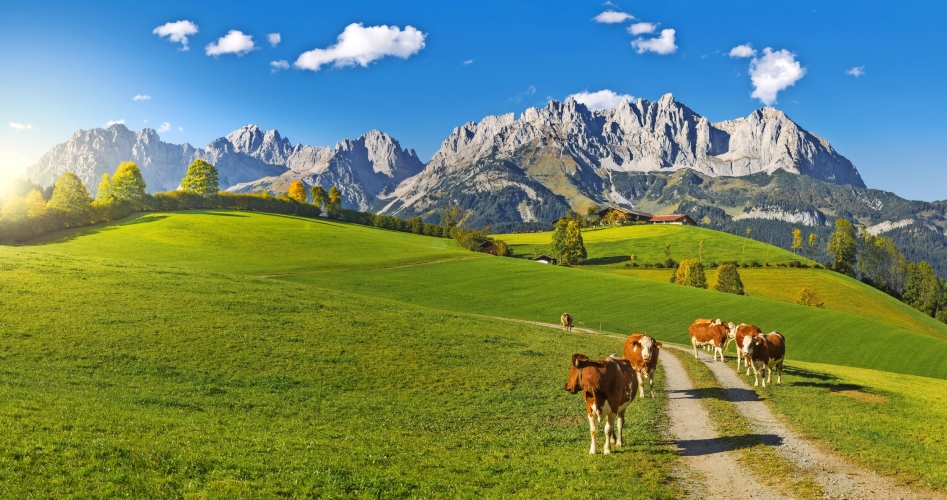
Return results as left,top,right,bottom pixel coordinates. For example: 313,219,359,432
796,287,825,308
288,180,307,203
327,186,343,218
790,228,802,262
551,219,586,265
309,185,328,211
96,174,114,202
827,218,857,277
675,259,707,289
47,172,91,214
180,159,220,197
111,162,147,202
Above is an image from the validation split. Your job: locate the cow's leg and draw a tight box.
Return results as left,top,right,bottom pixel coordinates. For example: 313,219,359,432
637,371,645,398
714,345,722,362
603,414,615,455
736,350,742,371
615,410,625,448
745,356,752,376
776,361,782,385
691,338,699,358
752,363,761,387
648,369,656,398
587,414,598,454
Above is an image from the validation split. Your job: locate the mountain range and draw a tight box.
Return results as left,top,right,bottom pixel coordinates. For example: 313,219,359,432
23,94,947,276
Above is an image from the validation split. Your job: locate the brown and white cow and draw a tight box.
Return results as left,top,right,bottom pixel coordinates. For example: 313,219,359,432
727,323,763,374
561,313,574,332
564,354,638,454
689,319,729,361
743,332,786,387
622,333,662,398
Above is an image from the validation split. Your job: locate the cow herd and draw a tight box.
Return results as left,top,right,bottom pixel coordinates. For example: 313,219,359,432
562,316,787,454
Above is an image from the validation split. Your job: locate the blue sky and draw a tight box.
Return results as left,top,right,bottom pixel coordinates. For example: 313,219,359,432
1,0,945,201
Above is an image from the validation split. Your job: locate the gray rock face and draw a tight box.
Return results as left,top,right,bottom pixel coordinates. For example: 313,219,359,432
226,129,424,211
23,124,422,207
25,124,287,196
382,94,865,217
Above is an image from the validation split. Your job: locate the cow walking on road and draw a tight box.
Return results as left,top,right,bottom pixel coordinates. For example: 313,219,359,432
623,333,662,398
689,319,729,361
561,313,574,332
728,323,762,374
564,354,638,454
744,332,786,387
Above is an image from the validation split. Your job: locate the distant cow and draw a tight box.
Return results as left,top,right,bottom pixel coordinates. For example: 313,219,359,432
561,313,574,332
564,354,638,454
689,319,729,361
622,333,662,398
727,323,763,374
743,332,786,387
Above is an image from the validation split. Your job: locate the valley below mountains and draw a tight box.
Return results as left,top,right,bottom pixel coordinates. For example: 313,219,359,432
24,94,947,276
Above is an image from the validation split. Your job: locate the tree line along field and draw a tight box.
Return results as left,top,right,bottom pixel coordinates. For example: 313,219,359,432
3,210,947,494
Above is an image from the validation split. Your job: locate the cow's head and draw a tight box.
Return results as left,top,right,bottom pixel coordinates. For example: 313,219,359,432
634,335,657,362
565,354,589,394
744,334,765,357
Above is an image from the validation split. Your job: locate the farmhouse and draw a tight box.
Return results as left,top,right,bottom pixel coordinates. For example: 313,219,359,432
648,214,698,226
598,206,654,224
533,254,557,264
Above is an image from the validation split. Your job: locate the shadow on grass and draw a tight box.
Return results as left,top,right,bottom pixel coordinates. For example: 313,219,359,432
583,255,631,266
24,212,162,246
676,434,784,457
200,212,247,217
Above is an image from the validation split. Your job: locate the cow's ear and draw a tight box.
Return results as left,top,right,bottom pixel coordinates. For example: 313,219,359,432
573,354,589,367
656,342,663,348
632,341,641,349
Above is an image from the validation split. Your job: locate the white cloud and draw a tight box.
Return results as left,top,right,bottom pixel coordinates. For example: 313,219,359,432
527,85,536,95
568,89,634,111
158,122,171,132
748,48,806,105
631,29,677,55
593,10,634,23
268,33,281,47
728,43,756,58
294,23,426,71
206,30,256,56
9,122,33,131
133,94,151,101
628,22,657,35
153,20,199,51
143,119,148,123
105,119,124,127
178,126,184,131
463,59,474,65
847,66,865,77
270,60,290,72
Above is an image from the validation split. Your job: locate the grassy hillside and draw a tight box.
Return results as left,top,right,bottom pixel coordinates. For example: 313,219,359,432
20,211,947,379
0,246,676,497
500,224,808,266
499,224,947,341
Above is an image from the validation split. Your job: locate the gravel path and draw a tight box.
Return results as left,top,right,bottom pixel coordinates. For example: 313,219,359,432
677,345,947,500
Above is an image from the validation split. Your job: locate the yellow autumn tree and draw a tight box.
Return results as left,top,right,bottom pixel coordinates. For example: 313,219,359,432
288,180,307,203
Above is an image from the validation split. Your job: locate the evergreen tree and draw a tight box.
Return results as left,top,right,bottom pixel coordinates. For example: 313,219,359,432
675,259,707,289
111,162,147,202
180,159,220,197
47,172,91,214
903,261,943,317
827,218,857,277
712,263,744,295
96,174,114,202
327,186,343,219
309,185,328,211
796,287,825,308
288,180,307,203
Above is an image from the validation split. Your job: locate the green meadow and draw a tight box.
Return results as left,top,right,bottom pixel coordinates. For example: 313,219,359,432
4,210,947,494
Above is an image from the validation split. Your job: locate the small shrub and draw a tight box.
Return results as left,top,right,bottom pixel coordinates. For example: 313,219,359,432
750,261,762,268
655,262,665,269
674,259,708,289
665,258,677,269
712,263,745,295
796,287,825,308
708,261,718,268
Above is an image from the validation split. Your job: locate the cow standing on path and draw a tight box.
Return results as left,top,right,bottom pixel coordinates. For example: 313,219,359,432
728,323,763,374
561,313,574,332
689,319,729,361
564,354,638,454
623,333,662,398
744,332,786,387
